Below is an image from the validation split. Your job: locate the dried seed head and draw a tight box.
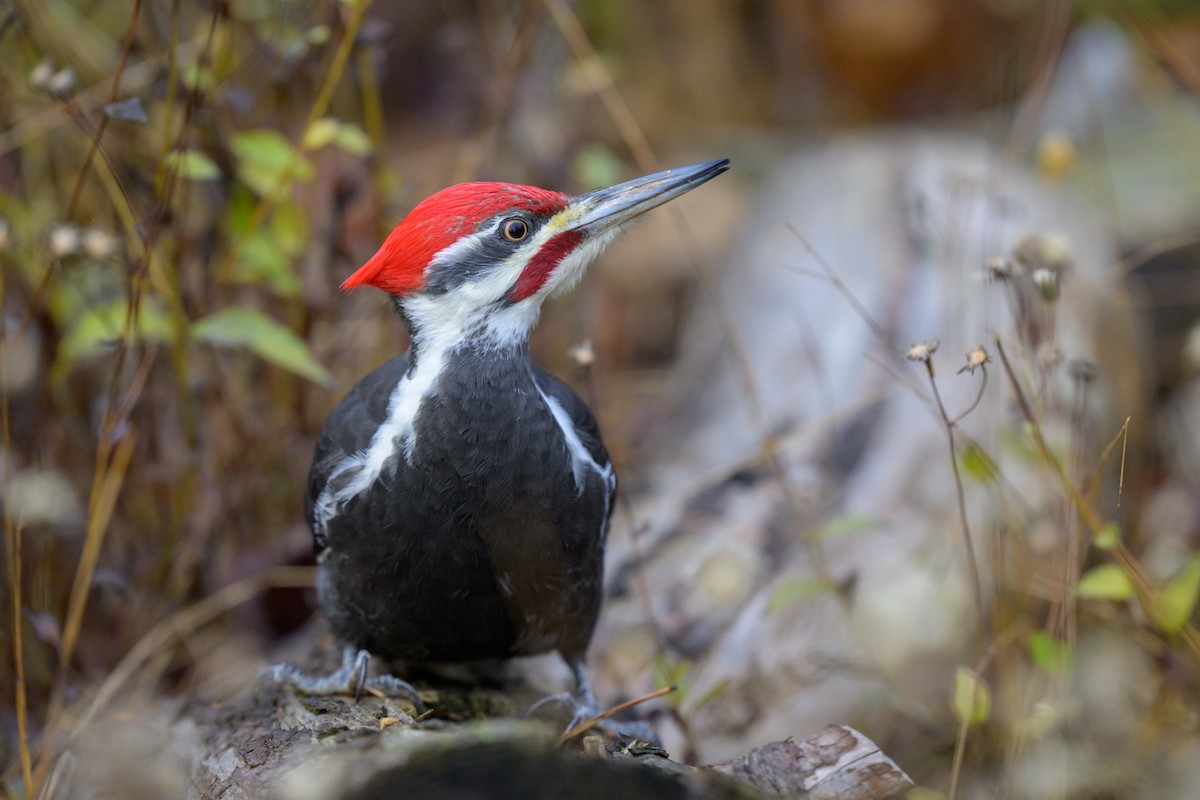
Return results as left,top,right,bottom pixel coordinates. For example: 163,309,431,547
958,345,991,375
1036,130,1077,182
1036,342,1062,371
29,59,55,90
1013,232,1072,275
49,224,80,258
905,338,940,363
1032,268,1060,303
46,67,77,97
1039,233,1071,271
83,228,117,259
1069,360,1098,383
985,256,1015,281
567,339,595,368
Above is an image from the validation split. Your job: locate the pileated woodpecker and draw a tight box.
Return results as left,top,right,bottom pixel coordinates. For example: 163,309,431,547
269,159,729,726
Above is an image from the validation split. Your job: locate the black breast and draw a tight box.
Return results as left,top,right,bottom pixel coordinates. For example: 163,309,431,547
308,345,612,664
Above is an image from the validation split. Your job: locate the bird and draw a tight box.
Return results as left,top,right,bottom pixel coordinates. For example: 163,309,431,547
267,158,730,727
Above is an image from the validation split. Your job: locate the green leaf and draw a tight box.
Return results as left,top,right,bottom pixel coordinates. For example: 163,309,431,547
1094,521,1121,551
572,145,624,191
166,149,221,181
192,308,332,386
230,129,314,196
304,118,373,157
233,230,300,296
303,118,341,151
816,514,878,541
768,576,835,614
653,658,690,709
1027,631,1071,675
1000,426,1041,467
181,62,214,93
1149,556,1200,634
1076,564,1134,600
54,300,172,381
952,666,990,726
227,201,307,296
690,679,730,714
333,122,372,157
224,184,258,238
271,201,309,259
959,442,999,483
906,788,948,800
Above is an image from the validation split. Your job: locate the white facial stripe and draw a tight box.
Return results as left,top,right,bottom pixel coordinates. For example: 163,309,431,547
427,225,490,272
415,209,598,347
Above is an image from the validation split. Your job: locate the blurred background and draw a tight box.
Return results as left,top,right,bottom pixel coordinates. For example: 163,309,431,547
4,0,1200,797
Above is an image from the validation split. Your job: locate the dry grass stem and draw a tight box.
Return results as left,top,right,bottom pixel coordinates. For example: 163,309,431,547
541,0,655,168
555,685,675,747
75,566,316,733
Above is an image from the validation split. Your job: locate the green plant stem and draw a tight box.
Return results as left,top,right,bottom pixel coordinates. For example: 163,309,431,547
155,0,184,191
354,40,389,218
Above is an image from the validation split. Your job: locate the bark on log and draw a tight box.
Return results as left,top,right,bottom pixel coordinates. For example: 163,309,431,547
710,725,913,799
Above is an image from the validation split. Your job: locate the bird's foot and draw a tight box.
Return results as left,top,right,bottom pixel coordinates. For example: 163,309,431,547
525,656,658,743
262,647,426,713
526,690,603,733
525,691,659,745
528,657,628,738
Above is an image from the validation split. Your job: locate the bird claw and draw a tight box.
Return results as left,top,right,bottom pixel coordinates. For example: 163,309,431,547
263,647,427,713
526,657,658,742
352,648,369,703
525,691,600,733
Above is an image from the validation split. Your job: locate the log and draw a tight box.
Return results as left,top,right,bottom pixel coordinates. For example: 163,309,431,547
710,725,913,799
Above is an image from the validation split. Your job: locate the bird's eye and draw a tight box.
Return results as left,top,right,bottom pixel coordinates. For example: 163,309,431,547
501,218,529,242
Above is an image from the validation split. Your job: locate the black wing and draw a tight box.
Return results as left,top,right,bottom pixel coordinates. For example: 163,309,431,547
531,364,617,519
305,354,409,551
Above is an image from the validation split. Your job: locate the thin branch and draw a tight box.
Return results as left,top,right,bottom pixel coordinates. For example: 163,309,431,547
923,361,986,635
64,0,143,220
950,368,989,427
213,0,374,284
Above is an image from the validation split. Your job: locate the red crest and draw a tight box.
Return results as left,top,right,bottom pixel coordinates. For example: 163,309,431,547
342,183,569,296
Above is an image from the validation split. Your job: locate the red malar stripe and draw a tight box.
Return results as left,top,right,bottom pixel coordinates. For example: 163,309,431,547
507,229,582,302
